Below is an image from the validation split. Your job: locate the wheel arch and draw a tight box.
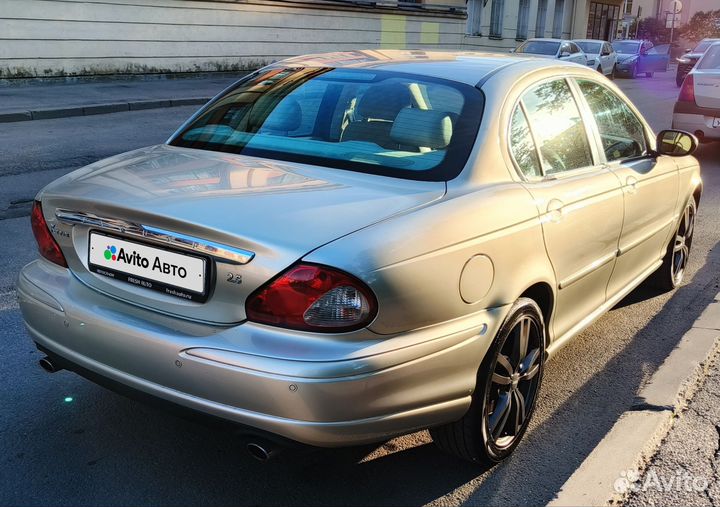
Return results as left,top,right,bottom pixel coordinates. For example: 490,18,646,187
518,281,555,335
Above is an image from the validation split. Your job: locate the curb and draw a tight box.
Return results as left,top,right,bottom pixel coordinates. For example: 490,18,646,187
0,97,211,123
548,293,720,507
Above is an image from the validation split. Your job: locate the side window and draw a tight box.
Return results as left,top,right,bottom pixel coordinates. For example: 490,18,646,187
576,79,647,162
560,42,571,54
509,105,542,178
521,79,594,174
570,43,581,54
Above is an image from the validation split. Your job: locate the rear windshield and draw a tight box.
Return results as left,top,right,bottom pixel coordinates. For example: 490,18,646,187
170,67,484,182
698,45,720,70
694,41,713,53
516,41,560,55
614,42,640,54
576,41,601,54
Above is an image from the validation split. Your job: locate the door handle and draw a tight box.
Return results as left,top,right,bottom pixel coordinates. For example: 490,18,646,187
546,198,564,222
625,176,638,194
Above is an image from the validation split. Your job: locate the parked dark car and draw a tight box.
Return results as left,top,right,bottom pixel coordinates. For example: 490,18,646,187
676,38,720,87
614,40,670,78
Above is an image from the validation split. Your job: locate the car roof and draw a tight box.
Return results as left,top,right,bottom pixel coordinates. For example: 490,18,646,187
573,39,607,43
275,50,583,87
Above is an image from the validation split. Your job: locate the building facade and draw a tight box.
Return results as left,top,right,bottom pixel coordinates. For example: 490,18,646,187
2,0,642,79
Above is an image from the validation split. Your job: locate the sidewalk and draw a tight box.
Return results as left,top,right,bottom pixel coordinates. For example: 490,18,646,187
0,74,243,123
624,354,720,506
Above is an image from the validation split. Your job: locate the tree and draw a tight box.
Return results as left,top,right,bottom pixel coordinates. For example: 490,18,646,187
678,9,720,43
636,16,671,43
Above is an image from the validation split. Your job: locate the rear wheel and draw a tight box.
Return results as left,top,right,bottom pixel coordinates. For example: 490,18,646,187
653,198,696,291
430,298,546,464
645,71,654,78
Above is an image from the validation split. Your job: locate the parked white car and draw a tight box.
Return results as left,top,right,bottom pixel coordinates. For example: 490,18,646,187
673,41,720,143
514,38,587,66
574,39,617,77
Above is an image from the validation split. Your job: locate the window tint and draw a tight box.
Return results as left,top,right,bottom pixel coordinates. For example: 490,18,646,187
170,67,484,182
510,106,541,178
521,79,594,174
577,79,646,162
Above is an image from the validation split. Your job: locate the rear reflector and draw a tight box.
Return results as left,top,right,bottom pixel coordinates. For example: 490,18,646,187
246,263,377,332
31,201,67,268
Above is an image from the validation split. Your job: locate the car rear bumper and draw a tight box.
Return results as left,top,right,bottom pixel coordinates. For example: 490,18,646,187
673,102,720,140
17,259,504,447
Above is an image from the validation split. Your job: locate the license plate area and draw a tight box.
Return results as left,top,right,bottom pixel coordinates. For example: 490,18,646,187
88,231,210,302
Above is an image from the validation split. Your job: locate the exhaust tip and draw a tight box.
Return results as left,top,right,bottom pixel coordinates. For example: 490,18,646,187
246,442,275,462
39,356,58,373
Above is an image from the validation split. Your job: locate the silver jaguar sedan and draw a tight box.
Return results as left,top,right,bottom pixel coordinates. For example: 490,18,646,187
19,50,702,464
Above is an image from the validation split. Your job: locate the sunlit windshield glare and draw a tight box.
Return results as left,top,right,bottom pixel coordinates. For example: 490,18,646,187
170,67,483,181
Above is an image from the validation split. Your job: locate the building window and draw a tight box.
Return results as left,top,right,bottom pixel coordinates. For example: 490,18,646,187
586,1,620,41
552,0,565,38
535,0,547,37
490,0,505,38
517,0,530,40
466,0,483,36
624,0,633,14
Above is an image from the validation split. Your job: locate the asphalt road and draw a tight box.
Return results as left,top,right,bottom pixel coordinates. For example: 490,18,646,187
1,69,720,507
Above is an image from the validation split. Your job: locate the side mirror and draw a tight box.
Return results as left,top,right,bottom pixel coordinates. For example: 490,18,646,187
559,51,571,58
656,130,698,156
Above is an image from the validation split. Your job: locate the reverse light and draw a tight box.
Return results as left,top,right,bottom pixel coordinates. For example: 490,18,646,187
31,201,67,268
246,263,377,332
678,74,695,103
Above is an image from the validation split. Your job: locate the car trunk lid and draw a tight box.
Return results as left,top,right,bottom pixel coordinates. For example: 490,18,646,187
39,145,445,324
693,70,720,109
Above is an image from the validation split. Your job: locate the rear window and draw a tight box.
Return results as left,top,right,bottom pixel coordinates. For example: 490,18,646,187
516,41,560,55
694,41,712,53
170,67,484,182
698,45,720,70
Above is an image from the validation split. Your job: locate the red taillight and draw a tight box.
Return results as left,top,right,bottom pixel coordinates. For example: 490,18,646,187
678,74,695,103
30,201,67,268
246,263,377,332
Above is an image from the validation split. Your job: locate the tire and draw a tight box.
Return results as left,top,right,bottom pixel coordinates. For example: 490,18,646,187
630,63,638,79
645,71,654,78
652,198,696,291
430,297,546,464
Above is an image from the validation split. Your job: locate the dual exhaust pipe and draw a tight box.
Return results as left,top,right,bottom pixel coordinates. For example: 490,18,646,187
38,355,284,462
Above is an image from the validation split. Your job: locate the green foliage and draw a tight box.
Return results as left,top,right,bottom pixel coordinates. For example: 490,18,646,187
636,16,671,43
678,9,720,43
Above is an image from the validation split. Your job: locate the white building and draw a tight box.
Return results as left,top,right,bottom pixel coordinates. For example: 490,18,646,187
1,0,629,79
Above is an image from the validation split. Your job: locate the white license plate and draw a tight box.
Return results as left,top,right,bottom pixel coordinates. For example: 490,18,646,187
88,232,207,301
712,117,720,128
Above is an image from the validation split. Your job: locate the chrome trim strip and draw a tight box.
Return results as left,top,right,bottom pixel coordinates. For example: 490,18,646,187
617,215,677,256
54,209,255,265
558,250,618,290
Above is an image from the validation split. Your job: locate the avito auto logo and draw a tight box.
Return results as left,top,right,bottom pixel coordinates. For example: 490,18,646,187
103,244,188,278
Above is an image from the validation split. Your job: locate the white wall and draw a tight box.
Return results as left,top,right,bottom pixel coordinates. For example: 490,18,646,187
0,0,466,78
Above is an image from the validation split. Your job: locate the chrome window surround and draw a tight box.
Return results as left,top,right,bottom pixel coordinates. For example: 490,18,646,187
54,209,255,265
